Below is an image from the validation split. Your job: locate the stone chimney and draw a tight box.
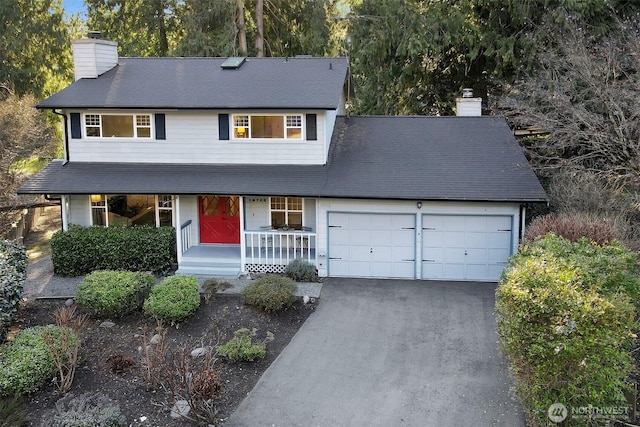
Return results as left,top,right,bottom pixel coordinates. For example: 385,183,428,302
455,88,482,116
71,32,118,81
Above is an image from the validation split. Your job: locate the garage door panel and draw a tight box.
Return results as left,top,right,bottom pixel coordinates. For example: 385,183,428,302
443,216,465,229
392,246,415,262
328,212,415,279
393,262,416,278
422,214,513,282
422,262,444,278
371,230,392,245
370,246,392,262
466,248,488,263
488,232,511,247
487,216,512,229
488,248,511,263
465,232,487,248
349,229,372,245
444,232,465,247
445,248,466,263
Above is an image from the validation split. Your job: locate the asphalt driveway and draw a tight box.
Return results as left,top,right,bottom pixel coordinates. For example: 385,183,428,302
224,278,524,427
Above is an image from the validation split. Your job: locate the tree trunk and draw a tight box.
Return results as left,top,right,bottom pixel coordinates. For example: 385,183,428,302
156,0,169,56
255,0,264,57
236,0,248,56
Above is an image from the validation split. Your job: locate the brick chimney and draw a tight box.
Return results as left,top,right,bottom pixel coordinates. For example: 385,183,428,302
71,32,118,81
455,88,482,116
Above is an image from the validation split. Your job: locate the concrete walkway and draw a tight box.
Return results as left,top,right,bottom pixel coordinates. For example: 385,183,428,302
224,278,524,427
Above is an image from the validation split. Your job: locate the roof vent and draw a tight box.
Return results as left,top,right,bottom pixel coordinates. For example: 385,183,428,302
87,31,102,39
221,57,246,70
462,88,474,98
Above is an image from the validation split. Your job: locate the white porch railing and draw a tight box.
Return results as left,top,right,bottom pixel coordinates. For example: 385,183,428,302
180,220,193,254
244,230,316,266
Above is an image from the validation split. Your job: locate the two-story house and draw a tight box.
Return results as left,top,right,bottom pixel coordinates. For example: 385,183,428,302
19,36,547,282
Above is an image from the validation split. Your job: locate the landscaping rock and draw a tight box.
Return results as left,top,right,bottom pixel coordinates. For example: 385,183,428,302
191,347,208,357
302,295,310,304
65,298,75,307
99,320,116,328
150,334,162,345
170,400,190,419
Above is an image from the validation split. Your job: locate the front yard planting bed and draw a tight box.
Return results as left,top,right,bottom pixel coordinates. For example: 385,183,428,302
13,294,315,425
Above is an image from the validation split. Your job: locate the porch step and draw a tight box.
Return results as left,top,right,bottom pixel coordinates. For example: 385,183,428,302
176,261,241,276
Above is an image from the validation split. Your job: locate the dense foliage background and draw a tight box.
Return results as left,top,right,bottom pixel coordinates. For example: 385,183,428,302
3,0,640,233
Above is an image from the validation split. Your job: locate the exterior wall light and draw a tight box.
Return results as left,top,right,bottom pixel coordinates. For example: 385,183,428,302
417,201,422,209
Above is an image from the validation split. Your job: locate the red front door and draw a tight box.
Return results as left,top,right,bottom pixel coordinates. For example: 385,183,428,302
199,196,240,244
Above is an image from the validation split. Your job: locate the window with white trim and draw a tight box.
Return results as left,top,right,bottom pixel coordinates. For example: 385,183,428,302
84,114,153,138
270,197,303,229
233,114,303,140
89,195,173,227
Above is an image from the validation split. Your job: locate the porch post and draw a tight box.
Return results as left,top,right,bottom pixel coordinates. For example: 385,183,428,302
175,195,182,265
239,196,246,273
60,195,69,231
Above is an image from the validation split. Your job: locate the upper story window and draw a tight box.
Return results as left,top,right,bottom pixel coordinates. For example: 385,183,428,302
233,114,303,140
84,113,153,138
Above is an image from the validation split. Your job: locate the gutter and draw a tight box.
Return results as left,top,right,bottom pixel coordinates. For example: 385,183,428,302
52,110,69,165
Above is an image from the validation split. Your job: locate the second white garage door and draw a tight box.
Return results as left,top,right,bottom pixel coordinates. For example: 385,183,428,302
328,212,415,278
422,214,513,282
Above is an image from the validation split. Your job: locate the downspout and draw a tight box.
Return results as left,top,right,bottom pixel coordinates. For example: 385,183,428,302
52,110,69,165
520,204,527,242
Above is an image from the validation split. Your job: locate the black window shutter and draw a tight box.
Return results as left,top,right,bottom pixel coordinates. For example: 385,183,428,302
219,114,229,140
306,114,317,141
70,113,81,139
155,114,166,140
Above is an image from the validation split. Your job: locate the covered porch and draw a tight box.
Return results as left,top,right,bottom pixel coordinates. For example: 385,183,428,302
175,195,317,276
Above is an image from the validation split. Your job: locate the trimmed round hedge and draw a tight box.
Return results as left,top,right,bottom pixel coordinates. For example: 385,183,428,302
143,275,200,323
0,325,66,396
242,275,296,313
77,270,155,318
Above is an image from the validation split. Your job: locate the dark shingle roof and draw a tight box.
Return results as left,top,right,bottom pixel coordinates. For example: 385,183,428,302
18,116,547,202
37,57,349,110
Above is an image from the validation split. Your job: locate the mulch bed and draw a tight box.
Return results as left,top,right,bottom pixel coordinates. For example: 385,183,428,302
15,295,316,426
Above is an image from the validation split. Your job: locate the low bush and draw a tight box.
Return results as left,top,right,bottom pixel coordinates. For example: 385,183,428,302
45,392,126,427
0,326,66,396
143,275,200,324
77,271,154,318
496,234,639,426
0,395,28,427
241,275,296,313
0,240,27,342
524,211,626,246
51,225,175,276
217,328,274,362
285,259,318,282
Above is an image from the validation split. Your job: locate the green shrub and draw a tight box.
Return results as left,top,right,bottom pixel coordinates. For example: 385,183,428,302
143,275,200,324
242,275,296,313
0,326,66,396
51,225,175,276
284,259,318,282
0,240,27,341
45,392,126,427
496,234,638,426
216,328,273,362
77,271,154,318
0,395,28,427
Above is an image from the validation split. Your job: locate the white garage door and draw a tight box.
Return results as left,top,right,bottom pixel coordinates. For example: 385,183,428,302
422,215,513,282
328,213,415,278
